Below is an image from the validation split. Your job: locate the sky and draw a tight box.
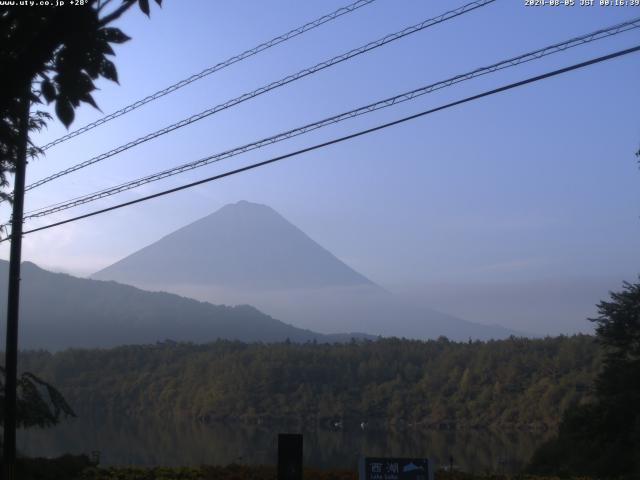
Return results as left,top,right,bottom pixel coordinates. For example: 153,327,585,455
1,0,639,335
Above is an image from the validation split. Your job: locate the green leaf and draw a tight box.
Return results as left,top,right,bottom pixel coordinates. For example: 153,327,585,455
55,98,74,128
80,92,100,111
74,72,95,95
99,58,118,84
138,0,150,16
97,39,115,56
100,27,131,44
84,53,101,78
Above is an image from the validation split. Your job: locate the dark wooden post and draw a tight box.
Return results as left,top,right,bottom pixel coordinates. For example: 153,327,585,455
3,88,30,480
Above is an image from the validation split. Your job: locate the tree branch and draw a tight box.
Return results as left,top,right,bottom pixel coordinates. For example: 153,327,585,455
98,0,136,26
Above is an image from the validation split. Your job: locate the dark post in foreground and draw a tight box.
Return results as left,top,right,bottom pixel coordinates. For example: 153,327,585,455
3,90,30,480
278,433,303,480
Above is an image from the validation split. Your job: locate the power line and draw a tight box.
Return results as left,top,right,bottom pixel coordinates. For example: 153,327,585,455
25,0,496,192
8,44,638,242
38,0,379,152
22,17,640,220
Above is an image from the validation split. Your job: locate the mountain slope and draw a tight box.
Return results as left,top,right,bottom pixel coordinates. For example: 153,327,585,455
91,201,521,341
0,261,367,350
93,201,375,290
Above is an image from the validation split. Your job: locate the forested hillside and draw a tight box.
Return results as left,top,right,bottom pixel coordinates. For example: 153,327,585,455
19,336,599,431
0,261,368,349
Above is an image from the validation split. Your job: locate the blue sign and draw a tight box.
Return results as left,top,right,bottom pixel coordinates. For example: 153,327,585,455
358,457,433,480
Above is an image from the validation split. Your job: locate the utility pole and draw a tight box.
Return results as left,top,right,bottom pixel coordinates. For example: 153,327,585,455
3,88,30,480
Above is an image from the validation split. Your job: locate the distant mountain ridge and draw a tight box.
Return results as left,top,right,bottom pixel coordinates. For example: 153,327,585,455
92,201,522,341
0,261,371,351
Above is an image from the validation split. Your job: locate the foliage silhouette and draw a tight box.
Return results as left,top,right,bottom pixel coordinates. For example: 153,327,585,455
0,0,162,200
529,280,640,478
0,0,161,447
0,366,74,429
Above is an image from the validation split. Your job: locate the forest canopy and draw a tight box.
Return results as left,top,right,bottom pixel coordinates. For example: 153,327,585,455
18,335,599,431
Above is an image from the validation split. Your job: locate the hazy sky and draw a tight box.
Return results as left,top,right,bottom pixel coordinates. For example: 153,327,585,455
1,0,639,335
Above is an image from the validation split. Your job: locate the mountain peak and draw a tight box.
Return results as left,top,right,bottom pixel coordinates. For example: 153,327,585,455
93,202,375,291
221,200,273,212
207,200,282,222
231,200,266,208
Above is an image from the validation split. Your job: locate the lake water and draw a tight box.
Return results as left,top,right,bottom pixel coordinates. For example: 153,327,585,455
18,416,548,473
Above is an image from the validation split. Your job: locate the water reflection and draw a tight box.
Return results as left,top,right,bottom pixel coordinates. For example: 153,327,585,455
18,416,548,473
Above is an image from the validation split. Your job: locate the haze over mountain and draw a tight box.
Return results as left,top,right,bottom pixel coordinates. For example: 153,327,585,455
93,201,520,340
0,261,367,350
